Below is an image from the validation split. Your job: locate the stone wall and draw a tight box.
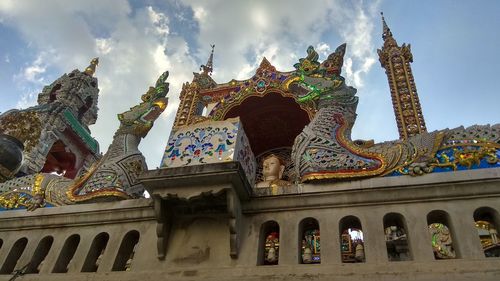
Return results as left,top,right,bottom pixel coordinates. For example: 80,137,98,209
0,168,499,280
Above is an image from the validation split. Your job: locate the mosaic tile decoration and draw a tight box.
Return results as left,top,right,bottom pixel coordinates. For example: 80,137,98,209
161,117,256,186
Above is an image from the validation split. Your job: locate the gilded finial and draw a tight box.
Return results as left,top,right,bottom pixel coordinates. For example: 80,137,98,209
84,57,99,76
200,44,215,75
381,12,393,40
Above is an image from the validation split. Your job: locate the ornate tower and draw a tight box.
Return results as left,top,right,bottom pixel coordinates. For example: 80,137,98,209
377,13,427,139
172,45,216,130
0,58,101,180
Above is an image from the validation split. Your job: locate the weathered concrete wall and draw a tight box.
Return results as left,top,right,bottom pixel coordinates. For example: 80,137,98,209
0,168,499,280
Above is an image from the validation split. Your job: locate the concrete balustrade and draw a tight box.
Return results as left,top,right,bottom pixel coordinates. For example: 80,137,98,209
0,169,498,280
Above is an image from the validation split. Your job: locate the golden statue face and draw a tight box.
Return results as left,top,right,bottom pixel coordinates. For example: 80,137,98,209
262,155,283,178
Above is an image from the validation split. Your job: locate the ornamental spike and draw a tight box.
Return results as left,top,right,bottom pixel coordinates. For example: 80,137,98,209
381,12,393,40
200,44,215,76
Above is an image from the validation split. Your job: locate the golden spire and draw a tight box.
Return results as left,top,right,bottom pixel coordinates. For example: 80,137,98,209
381,12,393,40
173,45,218,130
377,13,427,139
84,57,99,76
200,44,215,75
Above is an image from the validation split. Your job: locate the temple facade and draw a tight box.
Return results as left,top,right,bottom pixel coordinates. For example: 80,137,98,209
0,15,499,281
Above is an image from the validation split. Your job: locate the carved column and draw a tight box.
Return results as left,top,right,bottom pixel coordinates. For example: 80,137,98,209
154,195,172,260
172,82,200,130
227,189,242,259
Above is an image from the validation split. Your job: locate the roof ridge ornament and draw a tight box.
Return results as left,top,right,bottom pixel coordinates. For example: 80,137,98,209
322,43,346,76
257,57,276,73
84,57,99,76
200,44,215,76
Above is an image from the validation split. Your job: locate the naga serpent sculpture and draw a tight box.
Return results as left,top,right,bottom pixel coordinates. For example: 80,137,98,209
0,71,169,210
287,44,500,182
288,44,387,181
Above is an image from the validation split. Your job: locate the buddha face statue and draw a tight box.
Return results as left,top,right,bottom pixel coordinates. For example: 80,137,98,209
262,154,285,180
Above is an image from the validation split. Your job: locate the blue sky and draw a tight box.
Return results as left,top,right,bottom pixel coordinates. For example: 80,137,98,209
0,0,499,168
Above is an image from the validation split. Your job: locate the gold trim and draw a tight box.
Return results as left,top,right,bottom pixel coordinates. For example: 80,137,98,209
402,59,425,134
389,57,407,139
65,160,130,203
32,173,45,196
282,76,301,91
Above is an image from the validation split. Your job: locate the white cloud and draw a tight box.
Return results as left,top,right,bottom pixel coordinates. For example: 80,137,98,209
4,54,10,63
147,6,169,38
181,0,380,88
22,56,46,83
316,42,331,58
326,0,381,88
11,51,55,109
344,57,354,84
250,6,269,29
184,0,323,79
0,0,14,12
24,64,45,82
15,91,37,109
95,38,113,55
192,6,207,21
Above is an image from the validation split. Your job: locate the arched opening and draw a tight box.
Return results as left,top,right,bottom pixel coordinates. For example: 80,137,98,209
383,213,412,261
41,140,77,178
49,83,62,102
223,92,310,157
339,216,365,263
258,221,280,265
112,230,140,271
25,236,54,274
77,96,94,122
298,218,320,264
474,207,500,257
52,234,80,273
427,210,458,259
0,237,28,274
81,232,109,272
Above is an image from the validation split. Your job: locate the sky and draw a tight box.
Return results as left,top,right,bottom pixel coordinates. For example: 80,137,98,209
0,0,499,169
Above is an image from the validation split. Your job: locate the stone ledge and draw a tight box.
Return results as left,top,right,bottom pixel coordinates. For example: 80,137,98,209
0,198,154,231
5,259,500,281
244,168,500,213
139,161,253,201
